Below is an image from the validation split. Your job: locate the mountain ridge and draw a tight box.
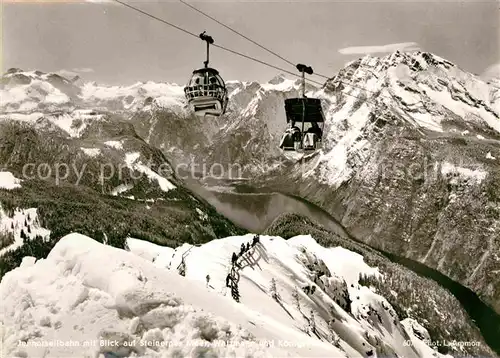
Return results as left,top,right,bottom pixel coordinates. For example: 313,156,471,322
1,50,500,356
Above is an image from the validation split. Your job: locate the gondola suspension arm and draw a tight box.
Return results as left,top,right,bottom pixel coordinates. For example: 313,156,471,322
199,31,214,68
295,64,314,147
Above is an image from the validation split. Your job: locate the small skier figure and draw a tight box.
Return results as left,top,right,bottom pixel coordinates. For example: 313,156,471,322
231,252,238,265
206,274,210,287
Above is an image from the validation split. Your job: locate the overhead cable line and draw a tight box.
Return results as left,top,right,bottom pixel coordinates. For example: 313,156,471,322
113,0,199,38
179,0,296,68
177,0,379,91
111,0,324,87
113,0,383,100
179,0,333,80
114,1,406,130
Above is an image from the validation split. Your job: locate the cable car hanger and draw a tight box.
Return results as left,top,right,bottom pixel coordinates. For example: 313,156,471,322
296,64,313,98
199,31,214,68
184,32,229,117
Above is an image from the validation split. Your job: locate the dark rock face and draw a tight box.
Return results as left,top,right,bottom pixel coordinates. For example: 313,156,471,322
129,106,220,167
0,117,244,277
292,128,500,313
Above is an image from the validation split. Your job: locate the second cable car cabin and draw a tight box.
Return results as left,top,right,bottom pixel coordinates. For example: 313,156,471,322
184,32,228,117
279,64,325,151
280,97,325,151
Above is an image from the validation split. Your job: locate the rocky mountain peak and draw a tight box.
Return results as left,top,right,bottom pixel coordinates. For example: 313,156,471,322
268,73,290,85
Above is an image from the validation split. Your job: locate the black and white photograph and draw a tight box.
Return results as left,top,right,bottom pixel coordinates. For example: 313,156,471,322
0,0,499,357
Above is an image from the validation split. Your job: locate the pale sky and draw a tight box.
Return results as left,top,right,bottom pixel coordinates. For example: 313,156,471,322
2,0,499,85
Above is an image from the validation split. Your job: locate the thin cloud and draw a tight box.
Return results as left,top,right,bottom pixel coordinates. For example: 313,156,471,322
57,68,94,79
85,0,117,4
339,42,421,55
56,69,78,78
481,63,500,81
4,0,111,2
72,68,94,73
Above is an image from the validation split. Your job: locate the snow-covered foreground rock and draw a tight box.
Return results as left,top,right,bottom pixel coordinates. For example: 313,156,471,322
0,232,446,358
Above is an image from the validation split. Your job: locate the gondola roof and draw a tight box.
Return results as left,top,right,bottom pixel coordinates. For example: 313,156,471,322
192,67,220,75
284,98,325,123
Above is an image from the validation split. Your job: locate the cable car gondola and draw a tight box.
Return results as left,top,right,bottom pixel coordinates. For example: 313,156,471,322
184,32,228,117
279,64,325,152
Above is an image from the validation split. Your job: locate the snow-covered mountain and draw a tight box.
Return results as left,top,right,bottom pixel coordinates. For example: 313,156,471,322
256,51,500,315
309,51,500,186
128,52,500,180
0,68,185,114
1,232,448,358
0,68,317,170
1,51,500,357
0,77,245,278
0,68,81,112
482,63,500,115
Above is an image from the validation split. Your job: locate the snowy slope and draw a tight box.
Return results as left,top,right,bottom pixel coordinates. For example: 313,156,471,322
0,69,186,114
124,152,176,192
81,81,187,112
0,205,51,256
126,234,445,358
0,171,22,190
0,234,331,358
0,233,446,358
